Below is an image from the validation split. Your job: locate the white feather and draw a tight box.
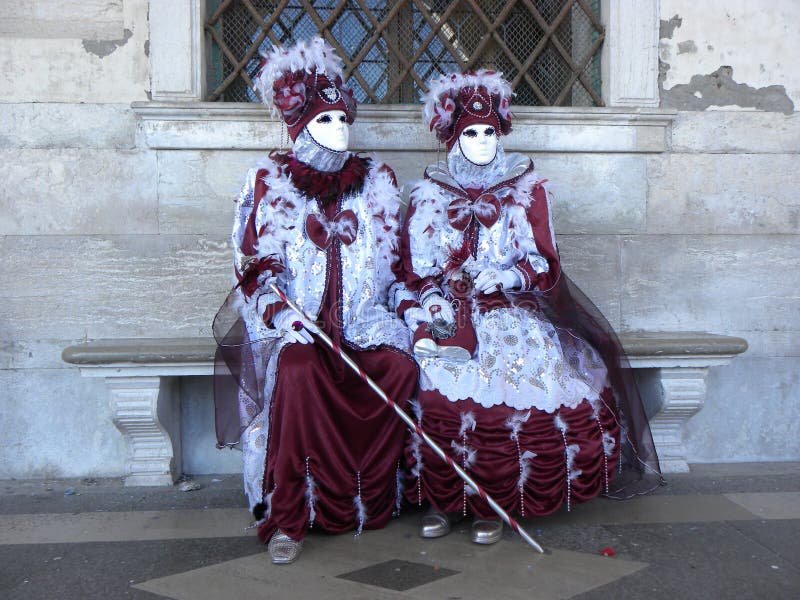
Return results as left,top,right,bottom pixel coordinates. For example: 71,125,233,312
505,410,531,440
305,470,317,525
409,399,423,422
602,431,616,457
394,464,404,516
353,493,367,536
459,411,477,437
408,399,424,477
554,413,568,433
422,69,513,129
450,440,477,469
518,449,538,489
566,443,582,481
255,36,345,108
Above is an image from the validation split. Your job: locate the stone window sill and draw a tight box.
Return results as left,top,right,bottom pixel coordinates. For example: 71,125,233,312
132,102,676,154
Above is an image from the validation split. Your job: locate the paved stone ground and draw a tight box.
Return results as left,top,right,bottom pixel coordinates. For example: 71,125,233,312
1,463,798,599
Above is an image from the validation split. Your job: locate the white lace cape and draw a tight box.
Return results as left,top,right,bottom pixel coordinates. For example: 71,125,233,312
407,155,609,412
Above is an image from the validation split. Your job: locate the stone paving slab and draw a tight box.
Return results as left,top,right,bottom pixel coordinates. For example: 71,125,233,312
725,491,800,520
1,465,799,599
133,518,648,600
726,519,800,570
575,521,800,599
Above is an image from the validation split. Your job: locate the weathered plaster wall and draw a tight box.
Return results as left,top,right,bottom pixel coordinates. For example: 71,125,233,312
659,0,799,111
656,0,800,463
0,1,149,103
0,1,798,479
0,0,152,478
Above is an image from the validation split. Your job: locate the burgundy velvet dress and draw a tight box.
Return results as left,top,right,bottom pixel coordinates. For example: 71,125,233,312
398,154,661,520
214,150,417,544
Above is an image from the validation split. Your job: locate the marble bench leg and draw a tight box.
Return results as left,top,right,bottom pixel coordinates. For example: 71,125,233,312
647,367,709,474
106,376,182,486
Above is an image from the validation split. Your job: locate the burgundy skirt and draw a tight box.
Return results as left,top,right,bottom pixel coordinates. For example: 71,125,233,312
405,387,620,519
257,341,418,543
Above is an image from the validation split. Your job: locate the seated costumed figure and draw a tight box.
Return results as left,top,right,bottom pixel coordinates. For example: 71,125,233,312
213,37,417,564
398,70,662,544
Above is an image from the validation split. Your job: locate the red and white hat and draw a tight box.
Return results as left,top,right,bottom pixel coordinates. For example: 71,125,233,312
255,37,357,141
422,70,513,150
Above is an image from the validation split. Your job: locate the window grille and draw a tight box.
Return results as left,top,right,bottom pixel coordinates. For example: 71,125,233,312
205,0,604,106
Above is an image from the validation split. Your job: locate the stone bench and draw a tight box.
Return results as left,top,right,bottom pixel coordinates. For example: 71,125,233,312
62,332,747,486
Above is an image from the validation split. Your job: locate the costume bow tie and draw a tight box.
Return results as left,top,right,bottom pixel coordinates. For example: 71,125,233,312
446,194,501,231
305,210,359,250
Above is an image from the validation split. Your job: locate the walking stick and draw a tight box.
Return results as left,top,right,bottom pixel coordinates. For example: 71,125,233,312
270,284,544,553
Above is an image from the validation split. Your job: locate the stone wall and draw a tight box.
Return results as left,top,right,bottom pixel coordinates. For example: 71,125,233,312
657,0,799,462
0,0,797,479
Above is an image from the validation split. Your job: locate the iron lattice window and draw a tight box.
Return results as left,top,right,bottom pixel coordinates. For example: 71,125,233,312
206,0,604,106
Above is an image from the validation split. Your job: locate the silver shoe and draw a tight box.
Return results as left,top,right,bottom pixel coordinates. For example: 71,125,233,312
268,529,303,564
420,510,450,538
471,519,503,545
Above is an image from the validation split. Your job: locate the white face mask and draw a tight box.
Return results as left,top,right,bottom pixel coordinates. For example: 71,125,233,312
458,123,498,166
304,109,349,152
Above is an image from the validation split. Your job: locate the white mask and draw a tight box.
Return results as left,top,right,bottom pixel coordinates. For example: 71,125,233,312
458,123,498,166
304,109,349,152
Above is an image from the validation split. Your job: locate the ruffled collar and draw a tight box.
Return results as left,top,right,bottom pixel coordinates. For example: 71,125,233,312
292,129,350,172
425,151,532,195
272,151,369,207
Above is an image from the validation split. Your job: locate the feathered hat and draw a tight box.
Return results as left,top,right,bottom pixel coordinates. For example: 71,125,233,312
255,36,357,141
422,69,513,150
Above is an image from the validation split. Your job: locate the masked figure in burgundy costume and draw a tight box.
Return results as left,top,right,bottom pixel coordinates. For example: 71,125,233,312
213,38,417,564
398,71,662,544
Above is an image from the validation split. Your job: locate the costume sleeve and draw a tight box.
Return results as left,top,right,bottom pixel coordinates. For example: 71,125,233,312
232,167,287,325
397,186,446,318
512,184,561,292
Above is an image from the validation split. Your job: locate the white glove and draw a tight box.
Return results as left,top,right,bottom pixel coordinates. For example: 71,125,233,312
421,293,456,325
473,268,522,294
271,309,314,344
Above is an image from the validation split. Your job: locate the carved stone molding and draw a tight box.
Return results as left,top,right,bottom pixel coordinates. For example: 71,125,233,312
132,102,675,153
148,0,205,101
602,0,661,107
647,367,709,474
106,376,181,486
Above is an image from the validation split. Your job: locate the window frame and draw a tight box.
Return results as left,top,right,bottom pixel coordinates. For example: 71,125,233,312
140,0,671,154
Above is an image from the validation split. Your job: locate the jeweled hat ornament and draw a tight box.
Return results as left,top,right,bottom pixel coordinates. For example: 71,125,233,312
255,36,357,141
422,69,513,150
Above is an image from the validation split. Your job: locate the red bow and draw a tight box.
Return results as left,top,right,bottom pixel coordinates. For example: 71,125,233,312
446,194,501,231
305,210,359,249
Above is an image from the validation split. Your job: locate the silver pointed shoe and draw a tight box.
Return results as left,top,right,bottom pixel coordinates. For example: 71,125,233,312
420,510,450,538
268,529,303,564
471,519,503,545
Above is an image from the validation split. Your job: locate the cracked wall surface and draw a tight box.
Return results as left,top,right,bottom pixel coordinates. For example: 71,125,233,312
0,0,147,103
660,0,800,111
